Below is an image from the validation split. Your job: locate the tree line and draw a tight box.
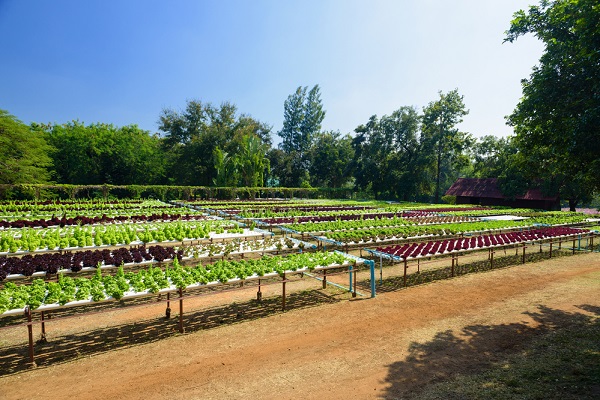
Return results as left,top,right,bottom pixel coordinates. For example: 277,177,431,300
1,0,597,208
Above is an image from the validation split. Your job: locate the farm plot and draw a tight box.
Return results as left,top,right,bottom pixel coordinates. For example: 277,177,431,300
1,197,597,378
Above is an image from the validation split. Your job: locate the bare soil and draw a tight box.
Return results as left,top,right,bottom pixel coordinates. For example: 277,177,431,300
1,251,599,400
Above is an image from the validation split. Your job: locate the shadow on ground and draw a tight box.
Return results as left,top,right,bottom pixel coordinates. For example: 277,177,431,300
0,288,341,376
381,304,600,400
370,249,572,294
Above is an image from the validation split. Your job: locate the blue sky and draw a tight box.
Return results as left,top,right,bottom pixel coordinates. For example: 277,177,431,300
0,0,543,141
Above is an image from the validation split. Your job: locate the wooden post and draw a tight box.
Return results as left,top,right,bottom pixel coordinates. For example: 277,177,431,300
572,238,576,255
40,311,47,343
257,278,262,301
26,307,35,366
451,255,455,277
490,250,494,269
522,244,526,264
403,259,408,286
178,288,184,333
282,273,287,311
352,265,357,298
549,242,553,258
165,292,171,319
322,269,327,289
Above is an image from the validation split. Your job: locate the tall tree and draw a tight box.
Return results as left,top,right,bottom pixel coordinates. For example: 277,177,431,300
158,100,272,186
421,89,471,203
352,107,429,200
236,134,270,187
0,110,52,184
309,131,354,188
42,121,164,185
505,0,600,211
277,85,325,186
470,135,515,178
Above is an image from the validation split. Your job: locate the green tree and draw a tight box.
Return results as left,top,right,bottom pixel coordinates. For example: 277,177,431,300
159,100,272,186
470,135,516,178
505,0,600,211
0,110,52,184
236,134,270,187
421,89,471,203
42,121,164,185
213,147,238,187
277,85,325,186
309,131,354,188
352,107,429,201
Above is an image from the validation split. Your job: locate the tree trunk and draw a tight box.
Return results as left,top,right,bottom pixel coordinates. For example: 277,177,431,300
435,141,442,204
568,198,578,212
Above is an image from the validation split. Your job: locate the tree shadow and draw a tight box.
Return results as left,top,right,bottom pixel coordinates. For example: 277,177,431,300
381,304,600,399
0,288,340,376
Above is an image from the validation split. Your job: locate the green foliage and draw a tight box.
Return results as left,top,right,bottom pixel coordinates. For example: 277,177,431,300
352,106,430,201
158,100,272,186
0,110,52,184
421,89,471,203
505,0,600,210
309,131,355,188
441,195,456,205
0,251,356,312
276,85,325,187
41,121,165,185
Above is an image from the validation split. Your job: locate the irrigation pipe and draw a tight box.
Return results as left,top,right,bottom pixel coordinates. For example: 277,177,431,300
303,272,365,297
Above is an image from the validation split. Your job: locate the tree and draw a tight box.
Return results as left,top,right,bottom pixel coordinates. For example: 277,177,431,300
421,90,471,203
277,85,325,186
42,121,165,185
158,100,272,186
352,107,429,200
505,0,600,211
309,131,354,188
470,135,515,178
0,110,52,184
236,134,270,187
213,147,238,187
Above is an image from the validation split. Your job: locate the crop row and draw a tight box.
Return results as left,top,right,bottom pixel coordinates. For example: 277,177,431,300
254,212,405,225
323,216,587,243
373,227,586,260
0,212,210,229
231,205,377,217
0,199,172,214
0,245,184,280
284,215,478,234
0,252,354,313
0,221,246,253
0,237,308,281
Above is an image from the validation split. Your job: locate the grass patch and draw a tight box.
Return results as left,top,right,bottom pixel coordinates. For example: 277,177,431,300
409,308,600,399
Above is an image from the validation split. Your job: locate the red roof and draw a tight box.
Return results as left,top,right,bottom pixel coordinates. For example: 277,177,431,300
445,178,558,201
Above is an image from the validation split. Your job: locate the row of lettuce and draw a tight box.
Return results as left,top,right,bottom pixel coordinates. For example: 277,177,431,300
0,252,354,313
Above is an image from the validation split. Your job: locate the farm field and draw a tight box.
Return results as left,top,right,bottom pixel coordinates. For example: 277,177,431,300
0,198,598,399
0,252,598,399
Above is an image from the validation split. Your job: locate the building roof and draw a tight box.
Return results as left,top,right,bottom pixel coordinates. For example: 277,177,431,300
445,178,558,201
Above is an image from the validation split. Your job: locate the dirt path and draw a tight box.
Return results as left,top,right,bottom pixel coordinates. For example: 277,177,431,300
1,253,599,400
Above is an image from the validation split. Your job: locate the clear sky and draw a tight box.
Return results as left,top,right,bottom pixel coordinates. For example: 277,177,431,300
0,0,543,141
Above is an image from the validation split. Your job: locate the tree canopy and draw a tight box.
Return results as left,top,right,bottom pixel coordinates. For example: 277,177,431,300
505,0,600,210
0,110,52,184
